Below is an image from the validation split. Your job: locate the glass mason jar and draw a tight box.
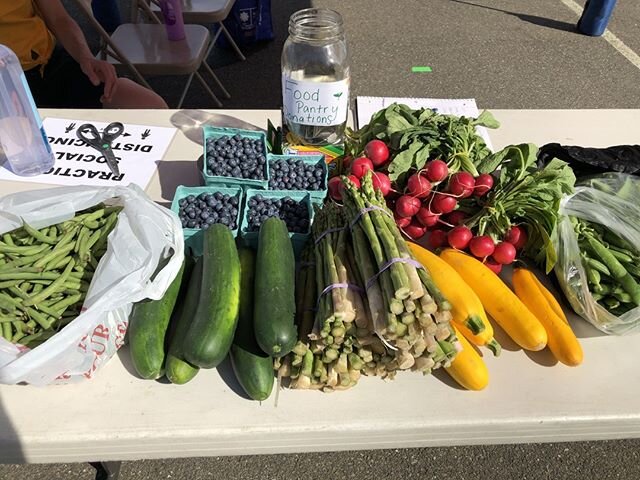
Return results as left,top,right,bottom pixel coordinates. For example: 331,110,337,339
281,8,350,146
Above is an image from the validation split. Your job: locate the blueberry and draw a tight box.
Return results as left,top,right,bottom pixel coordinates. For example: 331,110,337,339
187,220,197,228
187,210,197,219
200,211,209,220
186,195,195,203
230,197,238,207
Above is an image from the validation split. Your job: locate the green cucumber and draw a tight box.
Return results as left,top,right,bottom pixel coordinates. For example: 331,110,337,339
184,224,240,368
254,218,297,358
166,257,200,385
128,257,185,380
230,248,274,401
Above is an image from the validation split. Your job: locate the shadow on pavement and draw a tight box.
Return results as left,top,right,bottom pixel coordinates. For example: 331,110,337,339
450,0,578,33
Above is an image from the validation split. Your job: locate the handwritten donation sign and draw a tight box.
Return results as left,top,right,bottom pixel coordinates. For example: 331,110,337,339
0,117,177,188
282,76,349,127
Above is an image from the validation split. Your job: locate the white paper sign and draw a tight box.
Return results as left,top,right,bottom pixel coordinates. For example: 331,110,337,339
0,117,177,188
356,96,494,150
282,76,349,127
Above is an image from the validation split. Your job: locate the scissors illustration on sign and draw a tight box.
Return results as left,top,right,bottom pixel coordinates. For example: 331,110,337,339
76,122,124,176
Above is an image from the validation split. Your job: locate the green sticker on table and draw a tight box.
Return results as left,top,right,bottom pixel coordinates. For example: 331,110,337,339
411,66,433,73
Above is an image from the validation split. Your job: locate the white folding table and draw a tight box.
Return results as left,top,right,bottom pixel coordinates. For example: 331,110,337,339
0,109,639,472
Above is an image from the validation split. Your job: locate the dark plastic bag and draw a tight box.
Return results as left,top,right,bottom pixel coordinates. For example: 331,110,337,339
217,0,274,48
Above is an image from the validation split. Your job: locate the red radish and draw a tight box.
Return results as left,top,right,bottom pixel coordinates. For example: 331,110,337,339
474,173,494,196
328,176,343,201
350,157,374,179
505,225,528,250
416,207,440,227
371,171,392,197
428,229,448,249
493,241,517,265
407,173,432,198
431,193,457,214
484,258,503,274
448,172,475,198
395,195,421,218
445,210,467,226
403,220,427,240
447,226,473,250
504,225,528,250
425,160,449,182
364,139,390,167
469,235,495,258
394,212,412,228
342,156,353,171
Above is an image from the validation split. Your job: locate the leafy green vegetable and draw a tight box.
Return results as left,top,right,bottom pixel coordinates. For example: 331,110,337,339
347,103,500,186
463,144,576,272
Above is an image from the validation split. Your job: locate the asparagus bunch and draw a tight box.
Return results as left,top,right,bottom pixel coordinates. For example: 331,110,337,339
341,172,459,373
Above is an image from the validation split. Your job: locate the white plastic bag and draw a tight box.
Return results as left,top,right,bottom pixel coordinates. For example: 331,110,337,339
555,173,640,335
0,184,183,385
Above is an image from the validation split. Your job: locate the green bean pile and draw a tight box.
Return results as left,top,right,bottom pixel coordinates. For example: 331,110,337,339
0,204,122,348
574,217,640,316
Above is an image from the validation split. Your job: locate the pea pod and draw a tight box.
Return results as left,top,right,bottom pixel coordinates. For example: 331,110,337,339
586,236,628,279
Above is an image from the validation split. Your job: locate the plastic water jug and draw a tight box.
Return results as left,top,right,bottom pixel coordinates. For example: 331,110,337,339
0,44,55,176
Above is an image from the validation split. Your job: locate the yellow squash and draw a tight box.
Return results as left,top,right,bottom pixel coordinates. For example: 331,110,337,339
408,242,501,356
512,267,583,366
439,249,548,351
445,325,489,391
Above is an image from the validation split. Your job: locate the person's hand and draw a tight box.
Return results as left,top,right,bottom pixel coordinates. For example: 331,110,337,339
79,58,117,102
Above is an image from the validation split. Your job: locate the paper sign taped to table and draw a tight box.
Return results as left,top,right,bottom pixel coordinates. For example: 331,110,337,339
356,96,494,150
0,117,177,188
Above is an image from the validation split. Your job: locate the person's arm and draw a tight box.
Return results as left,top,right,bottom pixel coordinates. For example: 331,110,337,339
34,0,116,101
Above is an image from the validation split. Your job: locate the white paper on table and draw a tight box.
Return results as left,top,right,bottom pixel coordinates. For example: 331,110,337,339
0,117,177,188
355,96,494,150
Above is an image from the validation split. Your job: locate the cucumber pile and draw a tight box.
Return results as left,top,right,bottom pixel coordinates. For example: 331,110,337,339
128,219,297,401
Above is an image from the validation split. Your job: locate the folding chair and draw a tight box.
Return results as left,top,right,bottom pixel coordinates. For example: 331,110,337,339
149,0,246,62
71,0,224,107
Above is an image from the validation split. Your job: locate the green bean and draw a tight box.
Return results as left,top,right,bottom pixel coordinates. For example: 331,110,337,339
586,236,628,279
587,267,601,288
0,252,48,272
23,260,76,307
24,319,36,331
31,283,44,295
74,227,89,254
49,293,82,314
18,330,56,347
22,222,57,245
0,243,48,256
0,271,61,282
2,322,12,341
7,286,28,300
0,313,21,323
19,282,31,293
586,258,611,276
2,234,14,246
11,328,26,343
34,243,74,270
24,307,54,329
92,212,119,253
592,293,604,302
45,255,72,272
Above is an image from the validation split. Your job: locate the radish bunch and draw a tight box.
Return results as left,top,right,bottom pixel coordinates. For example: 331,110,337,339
329,139,529,274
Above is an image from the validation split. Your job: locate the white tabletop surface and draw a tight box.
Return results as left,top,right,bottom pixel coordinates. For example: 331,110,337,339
0,108,639,464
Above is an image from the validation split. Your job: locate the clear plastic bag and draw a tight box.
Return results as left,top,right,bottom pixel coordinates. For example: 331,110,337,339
0,185,183,385
554,173,640,335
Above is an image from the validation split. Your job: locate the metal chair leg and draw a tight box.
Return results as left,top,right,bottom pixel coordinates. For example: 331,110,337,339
90,461,122,480
218,22,246,61
201,62,231,99
194,71,223,107
177,72,196,109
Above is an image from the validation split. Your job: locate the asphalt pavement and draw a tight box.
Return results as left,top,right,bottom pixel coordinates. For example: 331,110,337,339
2,0,640,479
